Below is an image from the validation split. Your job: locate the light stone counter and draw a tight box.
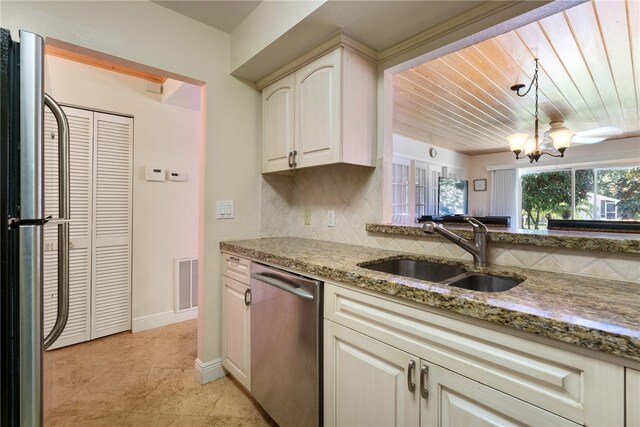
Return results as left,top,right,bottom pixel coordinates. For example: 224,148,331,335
220,237,640,363
366,223,640,254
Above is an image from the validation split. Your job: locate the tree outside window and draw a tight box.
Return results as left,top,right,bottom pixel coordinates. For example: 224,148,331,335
520,166,640,229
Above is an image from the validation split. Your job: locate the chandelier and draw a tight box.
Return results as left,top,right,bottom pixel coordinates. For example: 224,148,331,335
507,59,574,163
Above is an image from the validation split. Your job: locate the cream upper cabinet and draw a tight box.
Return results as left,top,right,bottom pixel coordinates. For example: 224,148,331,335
262,74,295,173
261,46,376,173
295,48,342,169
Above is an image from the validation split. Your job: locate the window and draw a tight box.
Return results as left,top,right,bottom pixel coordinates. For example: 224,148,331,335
391,162,409,224
520,165,640,229
391,158,461,224
415,164,428,218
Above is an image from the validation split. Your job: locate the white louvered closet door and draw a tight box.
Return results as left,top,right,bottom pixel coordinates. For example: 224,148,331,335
43,106,93,349
91,113,133,339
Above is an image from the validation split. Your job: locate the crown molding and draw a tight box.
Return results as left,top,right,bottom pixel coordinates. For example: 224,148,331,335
378,1,525,65
256,32,377,90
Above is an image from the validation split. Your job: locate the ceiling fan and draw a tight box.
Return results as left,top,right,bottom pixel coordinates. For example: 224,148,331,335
543,121,623,145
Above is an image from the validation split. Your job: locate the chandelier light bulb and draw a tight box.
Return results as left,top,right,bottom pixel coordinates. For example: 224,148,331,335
550,129,573,150
524,138,536,155
508,133,528,153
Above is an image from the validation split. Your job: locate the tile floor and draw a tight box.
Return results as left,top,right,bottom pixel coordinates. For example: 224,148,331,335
44,319,276,426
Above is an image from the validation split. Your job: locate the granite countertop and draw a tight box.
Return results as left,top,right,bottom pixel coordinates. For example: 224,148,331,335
220,237,640,363
366,223,640,254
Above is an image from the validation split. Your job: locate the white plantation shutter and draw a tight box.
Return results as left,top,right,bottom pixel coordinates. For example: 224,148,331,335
43,107,93,349
91,113,133,339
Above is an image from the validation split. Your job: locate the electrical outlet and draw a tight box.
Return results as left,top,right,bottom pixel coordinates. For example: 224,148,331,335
304,211,311,225
327,210,336,227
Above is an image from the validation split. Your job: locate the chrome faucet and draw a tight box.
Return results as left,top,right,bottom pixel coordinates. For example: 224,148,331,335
423,217,488,267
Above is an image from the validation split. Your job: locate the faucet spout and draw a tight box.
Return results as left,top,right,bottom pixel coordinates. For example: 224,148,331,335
422,218,488,267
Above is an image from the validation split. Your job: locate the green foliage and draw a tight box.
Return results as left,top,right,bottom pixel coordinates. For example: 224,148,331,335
520,171,591,229
439,178,467,215
599,168,640,219
521,167,640,228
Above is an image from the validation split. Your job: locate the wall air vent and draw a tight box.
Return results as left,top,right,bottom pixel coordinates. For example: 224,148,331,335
175,257,198,312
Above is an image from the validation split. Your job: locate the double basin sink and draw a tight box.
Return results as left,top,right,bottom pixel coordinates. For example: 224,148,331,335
361,259,523,292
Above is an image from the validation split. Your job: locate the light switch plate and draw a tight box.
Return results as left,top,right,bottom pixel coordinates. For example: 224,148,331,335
304,211,311,225
327,210,336,227
216,200,234,219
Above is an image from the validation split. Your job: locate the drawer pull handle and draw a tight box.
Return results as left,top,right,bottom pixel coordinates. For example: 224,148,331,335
229,256,240,263
407,360,416,393
244,289,251,306
420,364,429,400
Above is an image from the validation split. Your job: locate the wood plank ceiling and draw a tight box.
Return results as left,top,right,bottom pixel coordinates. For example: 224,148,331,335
393,0,640,155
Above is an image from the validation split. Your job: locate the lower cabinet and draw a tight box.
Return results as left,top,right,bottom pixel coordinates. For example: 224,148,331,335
324,282,625,426
325,320,577,427
628,368,640,426
221,275,251,390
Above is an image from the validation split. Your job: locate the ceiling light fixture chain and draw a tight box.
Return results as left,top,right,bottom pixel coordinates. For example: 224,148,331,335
507,58,573,163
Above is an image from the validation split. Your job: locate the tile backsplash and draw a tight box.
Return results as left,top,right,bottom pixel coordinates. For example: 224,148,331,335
260,163,640,284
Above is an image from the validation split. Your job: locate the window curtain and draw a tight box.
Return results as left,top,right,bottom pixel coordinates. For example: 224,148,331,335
490,169,518,229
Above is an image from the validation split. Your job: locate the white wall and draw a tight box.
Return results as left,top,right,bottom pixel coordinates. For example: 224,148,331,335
230,0,325,72
2,1,262,379
44,55,201,328
393,133,469,173
467,137,640,214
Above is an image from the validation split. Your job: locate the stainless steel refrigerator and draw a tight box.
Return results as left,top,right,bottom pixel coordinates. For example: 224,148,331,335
1,28,70,426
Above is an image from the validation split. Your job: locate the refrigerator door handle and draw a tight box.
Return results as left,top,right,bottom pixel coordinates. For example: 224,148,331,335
43,93,70,350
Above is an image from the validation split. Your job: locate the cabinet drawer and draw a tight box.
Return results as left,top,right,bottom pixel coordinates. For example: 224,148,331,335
324,283,624,426
222,253,251,284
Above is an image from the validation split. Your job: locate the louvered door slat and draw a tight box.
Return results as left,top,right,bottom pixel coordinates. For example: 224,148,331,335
91,113,133,339
43,107,93,349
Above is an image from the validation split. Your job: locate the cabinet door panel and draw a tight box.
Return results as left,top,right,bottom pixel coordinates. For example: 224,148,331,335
43,107,93,349
628,368,640,426
423,363,578,427
262,74,294,173
295,48,341,168
91,113,133,339
222,276,250,390
324,320,419,427
324,283,623,426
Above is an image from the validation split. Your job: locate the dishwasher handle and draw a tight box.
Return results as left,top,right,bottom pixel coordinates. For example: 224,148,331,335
250,273,314,301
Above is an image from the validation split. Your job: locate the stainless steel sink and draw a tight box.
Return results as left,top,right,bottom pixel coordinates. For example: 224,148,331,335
360,259,466,283
360,258,524,292
443,273,523,292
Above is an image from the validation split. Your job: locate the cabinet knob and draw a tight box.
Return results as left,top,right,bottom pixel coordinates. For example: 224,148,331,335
407,360,416,393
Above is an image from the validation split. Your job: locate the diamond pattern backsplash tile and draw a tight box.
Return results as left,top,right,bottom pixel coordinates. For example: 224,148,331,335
260,163,639,284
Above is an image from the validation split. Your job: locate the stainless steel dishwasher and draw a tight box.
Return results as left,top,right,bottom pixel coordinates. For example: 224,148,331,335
250,263,322,427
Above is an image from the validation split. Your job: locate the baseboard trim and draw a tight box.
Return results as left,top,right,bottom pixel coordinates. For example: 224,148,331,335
195,357,225,384
132,307,198,333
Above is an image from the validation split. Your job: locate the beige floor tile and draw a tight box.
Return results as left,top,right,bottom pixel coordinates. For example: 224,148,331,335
57,366,173,412
46,333,153,366
132,370,229,416
44,408,128,427
120,413,209,427
204,416,276,427
209,379,266,420
43,358,113,411
122,336,196,369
